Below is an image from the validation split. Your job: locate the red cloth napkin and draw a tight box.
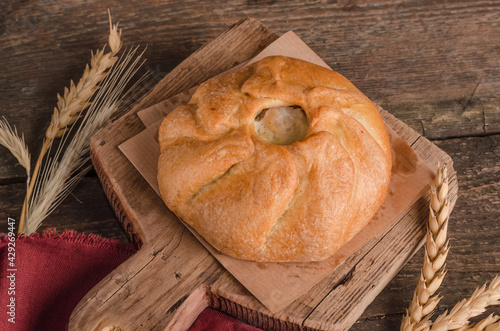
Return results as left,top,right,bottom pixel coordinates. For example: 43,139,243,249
0,229,261,330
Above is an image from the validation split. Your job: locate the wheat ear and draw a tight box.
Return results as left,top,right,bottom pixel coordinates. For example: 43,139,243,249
401,164,450,331
457,314,500,331
428,275,500,331
18,10,122,234
25,46,146,234
0,118,31,185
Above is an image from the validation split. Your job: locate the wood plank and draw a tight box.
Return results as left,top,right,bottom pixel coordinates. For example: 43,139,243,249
383,95,500,140
0,151,29,185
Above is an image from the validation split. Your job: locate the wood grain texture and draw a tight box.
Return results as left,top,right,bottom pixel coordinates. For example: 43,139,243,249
0,0,499,330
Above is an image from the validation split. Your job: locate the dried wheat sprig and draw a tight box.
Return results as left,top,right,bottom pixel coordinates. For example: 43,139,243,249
46,10,122,141
401,164,450,331
0,117,31,186
457,314,500,331
428,275,500,331
18,10,122,234
25,46,145,234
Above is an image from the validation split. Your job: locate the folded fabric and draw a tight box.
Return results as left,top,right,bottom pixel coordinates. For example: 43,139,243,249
189,307,262,331
0,229,262,330
0,229,136,331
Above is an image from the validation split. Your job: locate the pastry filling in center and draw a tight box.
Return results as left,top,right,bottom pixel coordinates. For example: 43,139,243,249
254,105,309,145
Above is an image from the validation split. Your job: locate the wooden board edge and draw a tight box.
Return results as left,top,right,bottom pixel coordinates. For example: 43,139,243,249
90,147,145,248
209,292,315,331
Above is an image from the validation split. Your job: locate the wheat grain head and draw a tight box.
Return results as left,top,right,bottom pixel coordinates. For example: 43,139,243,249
401,164,450,331
18,11,123,234
0,117,31,183
429,275,500,331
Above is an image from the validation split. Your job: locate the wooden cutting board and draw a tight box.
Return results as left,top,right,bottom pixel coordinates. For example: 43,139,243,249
69,18,458,331
118,29,440,315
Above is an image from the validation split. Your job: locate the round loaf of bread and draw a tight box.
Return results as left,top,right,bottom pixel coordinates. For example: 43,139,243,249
157,56,392,262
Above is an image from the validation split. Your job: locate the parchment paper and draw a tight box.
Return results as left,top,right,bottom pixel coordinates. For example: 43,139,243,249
119,31,434,312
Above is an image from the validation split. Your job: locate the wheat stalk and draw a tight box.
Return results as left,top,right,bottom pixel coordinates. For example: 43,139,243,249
24,45,146,234
18,10,123,234
401,164,451,331
428,275,500,331
0,118,31,186
458,314,500,331
401,165,500,330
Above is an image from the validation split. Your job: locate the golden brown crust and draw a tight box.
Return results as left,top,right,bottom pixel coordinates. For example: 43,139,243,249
157,56,392,262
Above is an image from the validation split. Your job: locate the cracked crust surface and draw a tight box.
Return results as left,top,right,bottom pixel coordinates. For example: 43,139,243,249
157,56,392,262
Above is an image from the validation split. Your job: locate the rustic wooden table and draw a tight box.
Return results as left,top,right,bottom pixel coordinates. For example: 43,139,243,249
1,1,499,330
